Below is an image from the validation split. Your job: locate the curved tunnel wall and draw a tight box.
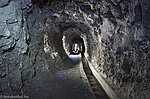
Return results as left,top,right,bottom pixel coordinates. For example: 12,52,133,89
0,0,150,99
62,28,85,55
38,1,150,98
44,15,94,62
43,1,150,98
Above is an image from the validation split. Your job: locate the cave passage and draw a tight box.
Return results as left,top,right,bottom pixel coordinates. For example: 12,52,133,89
62,31,85,61
1,0,150,99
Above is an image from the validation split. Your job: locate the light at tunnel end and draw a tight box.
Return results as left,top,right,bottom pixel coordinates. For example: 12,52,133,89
68,54,81,61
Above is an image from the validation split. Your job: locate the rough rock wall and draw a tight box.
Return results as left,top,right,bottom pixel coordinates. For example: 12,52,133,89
74,0,150,99
0,0,150,99
83,0,150,99
0,0,30,94
0,0,53,96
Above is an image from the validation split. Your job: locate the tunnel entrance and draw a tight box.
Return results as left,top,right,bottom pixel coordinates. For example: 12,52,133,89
62,33,85,61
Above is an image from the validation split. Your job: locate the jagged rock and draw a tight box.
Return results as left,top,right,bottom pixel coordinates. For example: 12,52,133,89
110,5,122,18
0,24,11,38
0,0,150,99
111,0,120,5
0,0,10,7
101,4,112,17
0,37,16,52
119,2,128,14
6,18,18,24
0,0,29,53
80,5,94,15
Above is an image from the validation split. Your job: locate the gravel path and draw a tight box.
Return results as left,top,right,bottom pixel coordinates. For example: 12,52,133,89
26,59,96,99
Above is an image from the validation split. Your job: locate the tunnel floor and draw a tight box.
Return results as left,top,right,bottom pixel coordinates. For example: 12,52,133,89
26,59,96,99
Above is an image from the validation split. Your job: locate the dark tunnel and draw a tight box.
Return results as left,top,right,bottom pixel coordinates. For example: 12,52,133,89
0,0,150,99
